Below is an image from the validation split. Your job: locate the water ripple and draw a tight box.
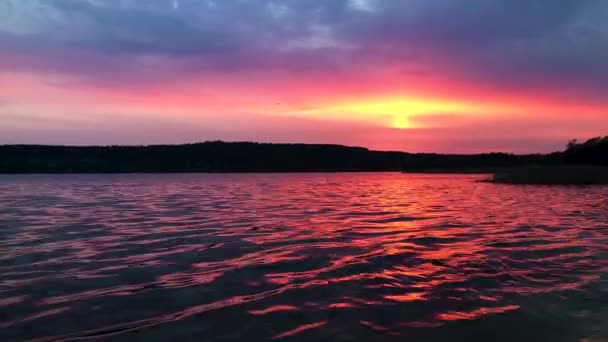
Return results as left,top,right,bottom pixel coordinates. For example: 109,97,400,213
0,173,607,341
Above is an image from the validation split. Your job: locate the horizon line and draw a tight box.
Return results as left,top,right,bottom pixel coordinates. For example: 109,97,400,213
0,140,563,156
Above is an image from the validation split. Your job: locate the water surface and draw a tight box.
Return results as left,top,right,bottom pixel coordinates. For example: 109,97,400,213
1,173,607,341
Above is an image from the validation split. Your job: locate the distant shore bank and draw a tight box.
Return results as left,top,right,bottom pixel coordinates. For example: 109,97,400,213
1,138,605,175
0,142,557,174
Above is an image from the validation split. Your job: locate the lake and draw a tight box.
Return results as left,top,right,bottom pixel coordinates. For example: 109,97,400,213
1,173,607,341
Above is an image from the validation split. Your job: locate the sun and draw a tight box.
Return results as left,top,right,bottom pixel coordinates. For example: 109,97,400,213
296,96,489,129
392,115,412,129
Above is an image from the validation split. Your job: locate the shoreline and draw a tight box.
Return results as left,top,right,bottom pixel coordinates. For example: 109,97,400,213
490,166,608,185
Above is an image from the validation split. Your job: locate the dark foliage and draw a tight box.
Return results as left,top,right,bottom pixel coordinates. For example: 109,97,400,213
0,141,565,173
564,136,608,165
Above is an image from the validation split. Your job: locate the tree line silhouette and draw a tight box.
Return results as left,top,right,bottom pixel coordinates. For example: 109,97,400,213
0,137,604,173
564,136,608,165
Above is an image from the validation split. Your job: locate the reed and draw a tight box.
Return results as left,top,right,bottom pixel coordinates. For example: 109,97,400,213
492,166,608,185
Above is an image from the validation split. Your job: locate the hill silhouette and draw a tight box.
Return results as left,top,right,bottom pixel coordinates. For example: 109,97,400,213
0,139,598,173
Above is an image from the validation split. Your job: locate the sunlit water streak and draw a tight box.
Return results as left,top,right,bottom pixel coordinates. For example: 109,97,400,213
0,173,607,341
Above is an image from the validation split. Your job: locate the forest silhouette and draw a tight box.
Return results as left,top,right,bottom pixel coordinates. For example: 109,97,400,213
0,137,605,173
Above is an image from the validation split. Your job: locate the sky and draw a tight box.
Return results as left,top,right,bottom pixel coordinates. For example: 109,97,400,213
1,0,607,153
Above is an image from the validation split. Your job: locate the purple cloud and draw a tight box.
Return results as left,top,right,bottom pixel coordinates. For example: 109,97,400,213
1,0,605,93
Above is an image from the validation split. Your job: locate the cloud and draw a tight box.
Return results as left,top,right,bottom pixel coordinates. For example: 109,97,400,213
331,0,608,99
1,0,606,98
